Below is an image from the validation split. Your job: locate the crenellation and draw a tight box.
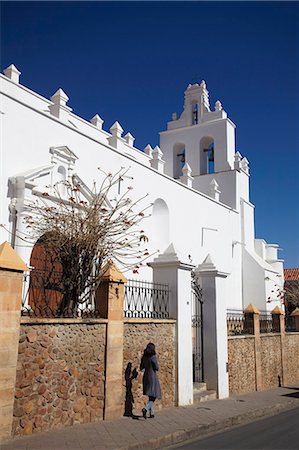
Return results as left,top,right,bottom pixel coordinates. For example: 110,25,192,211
3,64,21,83
49,88,72,120
90,114,104,130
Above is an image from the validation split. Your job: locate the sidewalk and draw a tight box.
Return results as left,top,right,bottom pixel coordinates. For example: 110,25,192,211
2,386,299,450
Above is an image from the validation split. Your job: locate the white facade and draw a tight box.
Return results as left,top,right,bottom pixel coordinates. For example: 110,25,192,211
0,64,285,400
0,65,284,311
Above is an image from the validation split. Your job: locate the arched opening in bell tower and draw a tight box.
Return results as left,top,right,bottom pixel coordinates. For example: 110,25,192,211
191,101,199,125
173,143,186,179
200,137,215,175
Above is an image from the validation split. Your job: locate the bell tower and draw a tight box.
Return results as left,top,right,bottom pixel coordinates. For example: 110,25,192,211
181,80,211,127
159,80,236,180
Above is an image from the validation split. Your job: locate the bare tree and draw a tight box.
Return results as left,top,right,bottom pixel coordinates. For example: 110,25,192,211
23,168,152,314
282,281,299,312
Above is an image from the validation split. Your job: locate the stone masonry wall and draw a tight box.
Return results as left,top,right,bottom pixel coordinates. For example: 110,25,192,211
12,321,106,437
228,332,299,395
283,333,299,385
260,335,282,390
228,337,256,394
123,321,176,415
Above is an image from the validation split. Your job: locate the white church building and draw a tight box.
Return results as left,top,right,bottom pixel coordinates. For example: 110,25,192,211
0,65,284,400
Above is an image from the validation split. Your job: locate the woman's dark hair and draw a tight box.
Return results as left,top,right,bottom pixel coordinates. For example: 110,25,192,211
144,342,156,357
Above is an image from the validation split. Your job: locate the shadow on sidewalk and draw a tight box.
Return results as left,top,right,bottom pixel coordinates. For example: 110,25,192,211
281,386,299,398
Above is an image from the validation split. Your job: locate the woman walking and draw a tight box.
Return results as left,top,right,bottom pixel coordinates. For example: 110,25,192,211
140,342,162,419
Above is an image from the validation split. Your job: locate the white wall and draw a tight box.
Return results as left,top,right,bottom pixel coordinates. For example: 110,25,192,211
0,71,282,312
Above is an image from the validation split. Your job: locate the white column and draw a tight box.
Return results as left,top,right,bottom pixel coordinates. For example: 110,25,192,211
148,243,194,406
194,254,229,399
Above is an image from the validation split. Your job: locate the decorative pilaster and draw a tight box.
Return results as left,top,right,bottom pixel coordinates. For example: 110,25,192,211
95,262,127,420
0,242,28,442
148,243,194,406
194,254,229,398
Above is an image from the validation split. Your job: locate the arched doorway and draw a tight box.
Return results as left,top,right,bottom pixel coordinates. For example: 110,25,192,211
28,235,63,316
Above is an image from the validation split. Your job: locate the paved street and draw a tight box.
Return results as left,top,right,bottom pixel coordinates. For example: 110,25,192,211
1,387,299,450
168,406,299,449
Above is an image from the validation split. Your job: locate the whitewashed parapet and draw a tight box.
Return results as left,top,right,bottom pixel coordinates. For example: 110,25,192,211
90,114,104,130
150,146,165,172
241,157,250,175
180,162,193,188
49,88,72,120
234,151,242,170
108,121,124,149
144,144,153,158
3,64,21,83
215,100,222,111
209,179,221,202
124,132,135,147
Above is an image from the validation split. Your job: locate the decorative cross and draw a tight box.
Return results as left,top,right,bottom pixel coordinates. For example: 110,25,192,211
118,174,134,195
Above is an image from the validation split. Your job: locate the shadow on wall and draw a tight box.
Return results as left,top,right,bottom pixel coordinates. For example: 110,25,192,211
124,362,138,417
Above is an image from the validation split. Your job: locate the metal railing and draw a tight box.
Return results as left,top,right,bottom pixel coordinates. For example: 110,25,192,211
227,310,253,335
124,279,170,319
21,270,101,318
259,312,275,333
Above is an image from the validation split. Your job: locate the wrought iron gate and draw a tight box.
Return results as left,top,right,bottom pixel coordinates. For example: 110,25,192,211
191,277,203,382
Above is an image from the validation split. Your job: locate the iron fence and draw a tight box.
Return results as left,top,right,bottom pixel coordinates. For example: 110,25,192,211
191,278,203,382
259,312,275,333
21,269,101,318
227,310,254,335
124,279,170,319
285,315,296,332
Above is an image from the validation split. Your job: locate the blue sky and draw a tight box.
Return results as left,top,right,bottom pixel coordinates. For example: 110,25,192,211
1,1,299,267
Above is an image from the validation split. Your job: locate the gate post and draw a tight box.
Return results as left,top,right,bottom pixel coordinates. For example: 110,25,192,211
0,242,27,442
194,254,229,399
148,243,194,406
96,261,127,420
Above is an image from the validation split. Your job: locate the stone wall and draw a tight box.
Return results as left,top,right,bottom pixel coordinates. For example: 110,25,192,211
228,336,256,394
228,332,299,395
283,333,299,385
123,320,176,415
12,320,106,436
260,335,282,390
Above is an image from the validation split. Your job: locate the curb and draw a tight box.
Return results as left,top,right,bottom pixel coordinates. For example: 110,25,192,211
120,399,299,450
